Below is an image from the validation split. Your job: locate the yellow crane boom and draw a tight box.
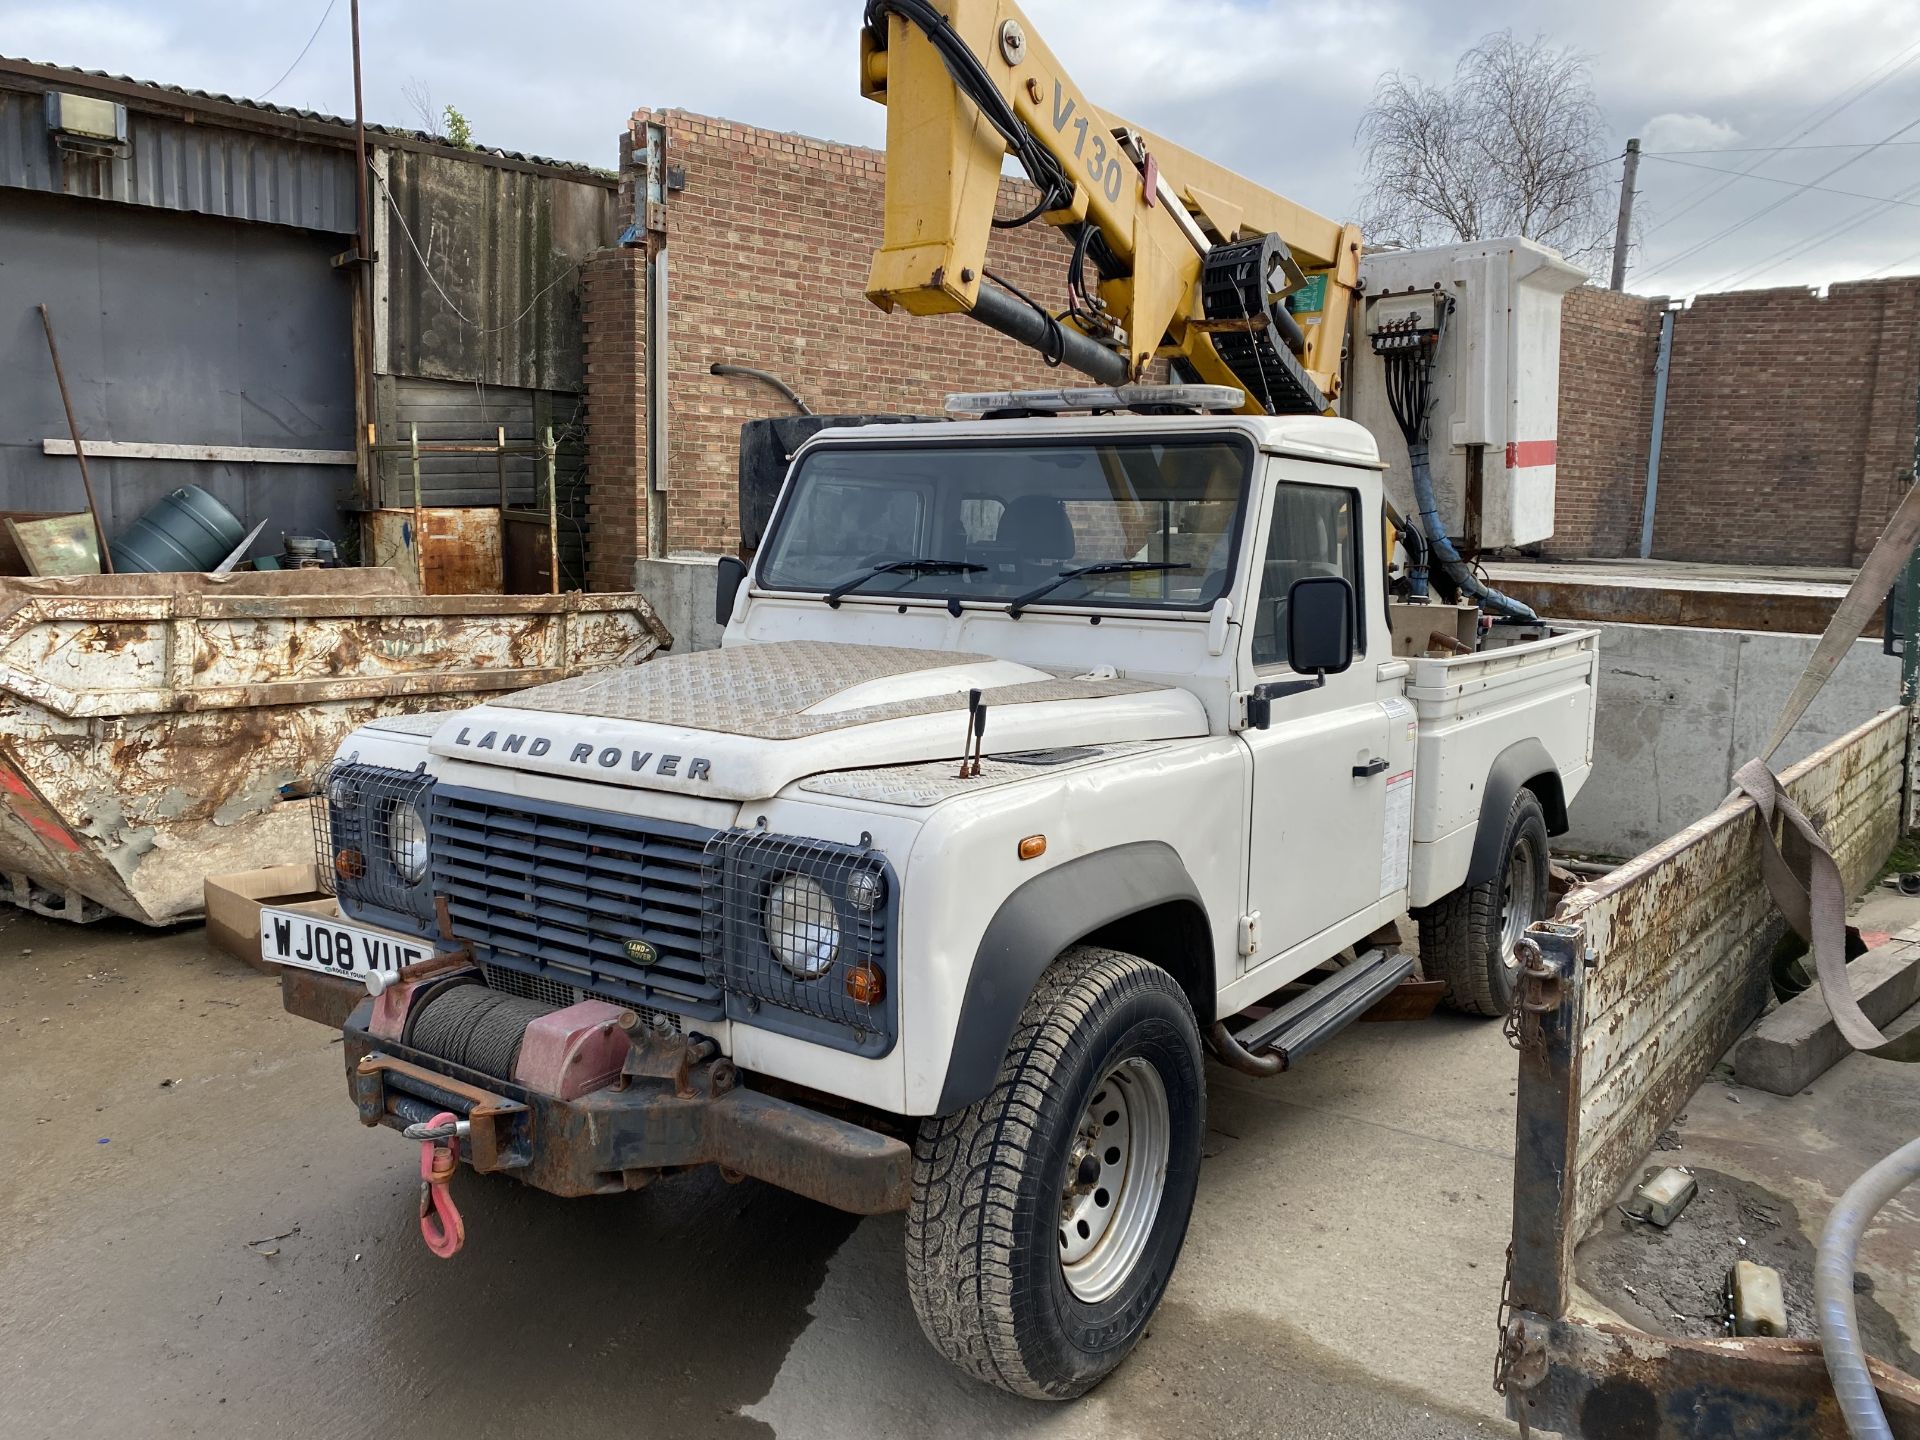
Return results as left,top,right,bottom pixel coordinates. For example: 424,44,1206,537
859,0,1362,414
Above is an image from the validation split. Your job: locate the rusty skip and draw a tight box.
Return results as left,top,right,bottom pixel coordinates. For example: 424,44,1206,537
1502,707,1919,1438
0,569,670,926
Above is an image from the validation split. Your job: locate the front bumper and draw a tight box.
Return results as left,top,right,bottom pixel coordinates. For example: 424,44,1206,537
282,969,912,1213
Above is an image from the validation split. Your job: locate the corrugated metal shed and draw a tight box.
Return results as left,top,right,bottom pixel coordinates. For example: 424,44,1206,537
379,148,612,392
0,55,610,179
0,86,357,231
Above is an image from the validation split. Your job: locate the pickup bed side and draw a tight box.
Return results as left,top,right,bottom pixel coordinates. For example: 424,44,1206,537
1403,628,1600,908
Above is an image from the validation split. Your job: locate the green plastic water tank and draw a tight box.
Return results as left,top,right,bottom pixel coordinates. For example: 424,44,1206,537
110,485,247,573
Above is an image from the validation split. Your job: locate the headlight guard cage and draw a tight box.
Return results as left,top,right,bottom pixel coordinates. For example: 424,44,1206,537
311,759,439,930
702,826,897,1057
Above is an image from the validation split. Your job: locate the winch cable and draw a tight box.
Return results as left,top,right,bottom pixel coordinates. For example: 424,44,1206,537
408,984,553,1081
1377,309,1541,624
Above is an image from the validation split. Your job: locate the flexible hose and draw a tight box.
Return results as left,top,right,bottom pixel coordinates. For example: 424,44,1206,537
1397,514,1431,601
1816,1136,1920,1440
1407,441,1541,624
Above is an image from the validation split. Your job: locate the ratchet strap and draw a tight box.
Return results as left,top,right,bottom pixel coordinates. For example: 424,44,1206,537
1731,758,1920,1063
1731,478,1920,1065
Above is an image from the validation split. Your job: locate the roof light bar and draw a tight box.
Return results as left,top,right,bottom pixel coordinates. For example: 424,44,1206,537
943,384,1246,416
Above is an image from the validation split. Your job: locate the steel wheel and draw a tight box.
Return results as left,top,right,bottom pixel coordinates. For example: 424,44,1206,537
1498,831,1541,967
1058,1056,1170,1303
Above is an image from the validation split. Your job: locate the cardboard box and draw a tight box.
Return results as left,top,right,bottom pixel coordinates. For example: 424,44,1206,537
204,864,330,973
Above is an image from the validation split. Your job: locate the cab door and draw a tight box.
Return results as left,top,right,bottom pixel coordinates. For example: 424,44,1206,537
1239,469,1397,971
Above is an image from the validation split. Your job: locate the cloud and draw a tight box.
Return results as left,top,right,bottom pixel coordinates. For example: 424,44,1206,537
1640,113,1743,153
4,0,1919,290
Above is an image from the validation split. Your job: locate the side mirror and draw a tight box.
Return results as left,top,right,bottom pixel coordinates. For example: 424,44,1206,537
1248,574,1355,730
715,555,748,628
1286,574,1354,675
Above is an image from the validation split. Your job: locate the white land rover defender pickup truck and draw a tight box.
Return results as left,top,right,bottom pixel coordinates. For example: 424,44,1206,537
271,386,1596,1399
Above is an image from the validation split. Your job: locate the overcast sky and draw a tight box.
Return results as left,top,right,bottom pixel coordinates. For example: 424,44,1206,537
7,0,1920,296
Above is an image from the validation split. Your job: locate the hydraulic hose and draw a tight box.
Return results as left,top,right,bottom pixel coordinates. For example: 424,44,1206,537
1397,513,1430,601
1816,1135,1920,1440
1407,441,1540,624
709,363,812,415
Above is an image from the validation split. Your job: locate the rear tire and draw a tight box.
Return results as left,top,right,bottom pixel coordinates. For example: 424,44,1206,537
1417,788,1550,1017
905,946,1204,1399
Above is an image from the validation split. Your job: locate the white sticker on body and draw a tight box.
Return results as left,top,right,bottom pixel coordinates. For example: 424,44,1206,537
1381,769,1414,898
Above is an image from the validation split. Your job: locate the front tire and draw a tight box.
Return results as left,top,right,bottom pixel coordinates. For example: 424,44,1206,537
905,946,1204,1399
1417,788,1551,1016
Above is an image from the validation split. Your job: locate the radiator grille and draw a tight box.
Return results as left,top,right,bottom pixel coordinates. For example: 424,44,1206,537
432,785,722,1021
481,962,683,1035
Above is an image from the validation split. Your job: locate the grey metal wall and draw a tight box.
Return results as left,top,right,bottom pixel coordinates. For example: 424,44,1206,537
373,375,577,505
379,148,612,393
0,190,354,558
0,85,357,232
372,375,586,587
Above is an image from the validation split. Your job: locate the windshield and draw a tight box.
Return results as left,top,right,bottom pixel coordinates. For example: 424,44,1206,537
756,436,1252,611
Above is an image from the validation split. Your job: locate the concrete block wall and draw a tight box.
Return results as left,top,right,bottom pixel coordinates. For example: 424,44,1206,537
1563,621,1902,858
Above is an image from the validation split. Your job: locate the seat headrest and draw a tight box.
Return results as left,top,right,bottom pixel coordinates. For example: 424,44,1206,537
999,495,1075,562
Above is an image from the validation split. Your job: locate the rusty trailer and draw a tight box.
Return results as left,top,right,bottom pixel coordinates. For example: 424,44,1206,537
1500,705,1920,1437
0,569,669,927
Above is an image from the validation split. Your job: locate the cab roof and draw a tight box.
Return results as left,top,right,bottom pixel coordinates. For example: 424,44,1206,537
804,411,1384,470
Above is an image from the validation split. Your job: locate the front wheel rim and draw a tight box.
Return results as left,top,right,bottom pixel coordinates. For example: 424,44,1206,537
1058,1056,1170,1304
1499,833,1541,968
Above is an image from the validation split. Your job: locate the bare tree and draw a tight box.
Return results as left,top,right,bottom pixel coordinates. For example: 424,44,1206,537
1358,32,1613,268
401,76,441,139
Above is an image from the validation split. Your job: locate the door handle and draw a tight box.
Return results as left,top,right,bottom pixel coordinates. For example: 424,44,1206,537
1352,756,1389,778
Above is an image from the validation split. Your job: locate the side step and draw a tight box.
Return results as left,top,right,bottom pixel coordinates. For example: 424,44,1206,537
1224,948,1417,1071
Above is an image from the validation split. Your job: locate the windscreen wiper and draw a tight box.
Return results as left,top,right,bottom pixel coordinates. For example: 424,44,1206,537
1007,561,1192,618
824,558,985,607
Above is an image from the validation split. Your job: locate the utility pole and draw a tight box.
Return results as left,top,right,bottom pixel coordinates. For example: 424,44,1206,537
348,0,378,522
1610,138,1640,291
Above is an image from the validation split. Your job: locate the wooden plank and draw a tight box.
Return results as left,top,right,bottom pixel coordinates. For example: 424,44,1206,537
0,513,62,576
5,515,100,576
42,439,355,465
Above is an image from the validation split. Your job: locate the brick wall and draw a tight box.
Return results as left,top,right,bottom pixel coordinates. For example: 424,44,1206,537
582,247,647,591
1545,286,1666,558
1652,279,1920,565
586,108,1087,562
583,108,1920,580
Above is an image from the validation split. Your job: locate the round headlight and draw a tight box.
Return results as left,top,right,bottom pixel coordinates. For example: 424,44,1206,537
845,869,885,913
764,873,840,978
326,772,358,814
386,799,430,886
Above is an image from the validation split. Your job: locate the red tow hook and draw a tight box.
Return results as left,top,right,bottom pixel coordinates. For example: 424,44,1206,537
410,1111,467,1259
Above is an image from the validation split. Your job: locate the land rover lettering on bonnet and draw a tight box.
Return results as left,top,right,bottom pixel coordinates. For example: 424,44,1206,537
449,725,713,781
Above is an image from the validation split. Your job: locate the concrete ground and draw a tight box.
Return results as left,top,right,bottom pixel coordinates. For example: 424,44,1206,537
0,907,1519,1439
